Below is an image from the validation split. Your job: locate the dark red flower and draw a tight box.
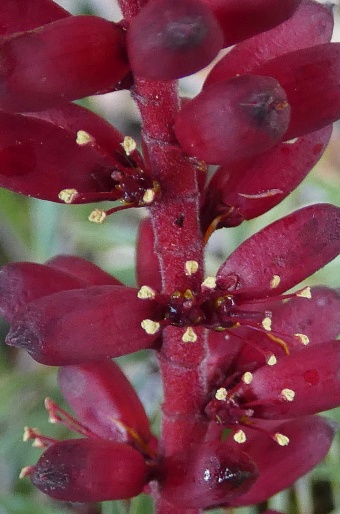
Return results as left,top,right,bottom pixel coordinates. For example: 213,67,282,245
22,360,155,502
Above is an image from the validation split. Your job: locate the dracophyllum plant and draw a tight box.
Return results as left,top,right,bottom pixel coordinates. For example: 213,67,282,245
1,0,340,512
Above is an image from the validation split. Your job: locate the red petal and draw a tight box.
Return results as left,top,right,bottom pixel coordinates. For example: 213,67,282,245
160,441,258,509
0,0,70,37
239,341,340,419
0,106,138,201
0,262,86,322
0,16,129,112
59,361,152,444
217,204,340,299
6,286,161,365
205,0,333,86
232,286,340,369
46,255,121,286
230,416,334,506
31,439,147,502
272,286,340,347
174,75,290,165
256,43,340,139
202,0,301,48
127,0,223,80
201,125,332,229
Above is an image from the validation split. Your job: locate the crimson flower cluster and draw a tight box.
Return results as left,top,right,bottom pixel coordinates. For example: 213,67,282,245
0,0,340,512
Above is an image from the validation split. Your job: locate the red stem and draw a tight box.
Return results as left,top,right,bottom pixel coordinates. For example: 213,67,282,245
118,3,209,513
133,77,208,514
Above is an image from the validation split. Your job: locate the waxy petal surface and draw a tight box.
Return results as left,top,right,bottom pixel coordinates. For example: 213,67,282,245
239,341,340,419
160,441,258,509
201,125,332,229
202,0,301,48
59,361,152,443
0,106,139,202
233,286,340,370
256,43,340,139
217,204,340,299
231,416,334,506
205,0,333,86
6,286,161,365
31,439,147,502
0,0,70,37
0,262,87,322
0,16,129,112
46,255,121,286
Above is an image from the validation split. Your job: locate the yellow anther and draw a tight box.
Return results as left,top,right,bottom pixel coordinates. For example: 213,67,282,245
88,208,106,224
121,135,137,155
58,188,78,204
142,188,156,204
201,276,216,289
32,437,45,448
270,275,281,289
19,466,33,479
294,333,310,345
76,130,94,145
267,354,277,366
281,388,295,402
182,327,197,343
242,372,253,384
141,319,160,335
274,433,290,446
233,430,247,444
215,387,228,401
137,285,156,300
297,287,312,299
262,317,272,332
185,260,199,276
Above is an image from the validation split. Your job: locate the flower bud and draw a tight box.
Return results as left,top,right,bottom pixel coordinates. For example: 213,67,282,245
59,361,152,444
127,0,223,80
174,75,290,164
30,439,147,502
159,441,258,508
0,16,129,111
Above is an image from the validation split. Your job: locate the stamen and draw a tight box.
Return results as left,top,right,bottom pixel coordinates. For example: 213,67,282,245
142,188,156,204
262,316,272,331
201,276,216,289
121,136,137,156
19,466,34,479
281,388,295,402
296,286,312,299
88,208,106,224
238,189,282,199
32,437,48,448
266,332,289,355
185,260,199,276
44,398,97,438
233,429,247,443
266,354,277,366
23,426,41,442
76,130,94,145
137,285,156,299
274,433,290,446
270,274,281,289
141,319,160,335
215,387,228,401
294,333,310,345
182,327,197,343
242,372,253,384
58,188,78,204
